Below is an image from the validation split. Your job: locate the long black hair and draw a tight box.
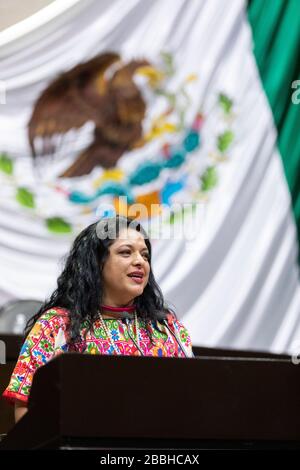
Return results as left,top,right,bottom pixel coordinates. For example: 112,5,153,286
25,215,175,346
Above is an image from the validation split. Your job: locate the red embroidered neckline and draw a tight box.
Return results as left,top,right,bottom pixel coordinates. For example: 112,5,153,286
100,304,136,312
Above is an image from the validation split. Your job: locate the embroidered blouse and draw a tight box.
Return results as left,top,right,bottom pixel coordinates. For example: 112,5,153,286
3,307,193,405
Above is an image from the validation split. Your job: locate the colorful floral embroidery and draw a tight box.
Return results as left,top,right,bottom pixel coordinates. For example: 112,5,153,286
2,307,193,405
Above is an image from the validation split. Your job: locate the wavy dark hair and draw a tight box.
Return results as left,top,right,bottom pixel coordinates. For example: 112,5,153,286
25,215,176,348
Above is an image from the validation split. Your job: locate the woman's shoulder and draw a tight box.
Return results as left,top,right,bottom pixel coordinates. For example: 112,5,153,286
33,306,70,334
166,312,194,356
164,310,192,338
163,309,180,327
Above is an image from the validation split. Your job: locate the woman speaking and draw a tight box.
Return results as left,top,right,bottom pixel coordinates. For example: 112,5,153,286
3,215,193,422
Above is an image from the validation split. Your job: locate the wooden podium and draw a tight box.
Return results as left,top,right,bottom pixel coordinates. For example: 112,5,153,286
1,352,300,450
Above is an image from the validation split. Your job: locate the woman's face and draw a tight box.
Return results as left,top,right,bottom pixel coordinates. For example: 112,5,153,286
101,227,150,306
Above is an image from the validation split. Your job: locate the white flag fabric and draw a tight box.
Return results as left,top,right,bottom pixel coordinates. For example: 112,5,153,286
0,0,299,354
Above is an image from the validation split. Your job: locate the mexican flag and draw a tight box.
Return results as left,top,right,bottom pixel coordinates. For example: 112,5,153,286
0,0,299,355
249,0,300,265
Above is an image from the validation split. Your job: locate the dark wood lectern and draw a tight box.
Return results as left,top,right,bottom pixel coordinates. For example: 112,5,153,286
1,353,300,450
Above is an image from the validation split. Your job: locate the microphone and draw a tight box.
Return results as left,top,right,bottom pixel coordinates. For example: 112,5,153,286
100,310,135,321
102,310,193,358
116,311,136,320
123,317,144,356
156,311,194,358
101,310,145,356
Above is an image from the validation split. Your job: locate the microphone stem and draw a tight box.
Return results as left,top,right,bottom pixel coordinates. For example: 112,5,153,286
124,318,144,356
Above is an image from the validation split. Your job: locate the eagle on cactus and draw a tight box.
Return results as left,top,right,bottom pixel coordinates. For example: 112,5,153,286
28,52,163,177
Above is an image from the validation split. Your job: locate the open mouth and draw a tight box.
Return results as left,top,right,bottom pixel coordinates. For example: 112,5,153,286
127,273,144,284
